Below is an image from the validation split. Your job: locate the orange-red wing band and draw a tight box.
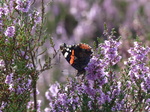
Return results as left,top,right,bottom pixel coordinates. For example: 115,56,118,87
79,44,91,50
70,50,75,65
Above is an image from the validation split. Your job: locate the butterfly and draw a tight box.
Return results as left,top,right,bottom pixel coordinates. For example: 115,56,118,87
60,43,93,76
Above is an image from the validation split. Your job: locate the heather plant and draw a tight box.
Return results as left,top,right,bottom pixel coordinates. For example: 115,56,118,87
1,0,150,112
123,41,150,111
45,27,150,112
0,0,55,112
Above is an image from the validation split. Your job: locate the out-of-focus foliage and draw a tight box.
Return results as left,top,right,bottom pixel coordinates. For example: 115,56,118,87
0,0,54,111
45,0,150,41
40,0,150,79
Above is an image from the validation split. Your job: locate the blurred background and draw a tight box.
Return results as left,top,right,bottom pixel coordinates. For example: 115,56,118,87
34,0,150,110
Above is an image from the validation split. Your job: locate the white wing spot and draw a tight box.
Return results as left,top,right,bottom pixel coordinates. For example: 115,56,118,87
64,52,69,58
66,48,70,51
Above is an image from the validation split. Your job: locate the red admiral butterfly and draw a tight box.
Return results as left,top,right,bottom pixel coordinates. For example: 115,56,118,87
60,43,93,76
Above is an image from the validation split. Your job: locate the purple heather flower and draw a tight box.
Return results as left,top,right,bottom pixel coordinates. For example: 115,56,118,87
0,4,9,17
0,8,3,17
141,76,150,93
26,63,33,69
85,56,107,81
97,89,111,104
15,0,31,13
111,89,120,98
20,51,29,59
111,100,124,111
104,94,111,102
36,89,40,95
83,86,96,97
4,26,15,37
26,79,32,88
97,92,107,105
27,100,41,112
0,102,7,112
8,0,15,12
0,59,5,69
45,79,82,111
126,81,131,88
146,98,150,103
16,85,24,94
127,42,150,82
14,77,32,94
45,91,51,101
31,25,36,35
128,42,150,63
58,93,68,106
99,38,122,65
49,82,60,97
5,73,32,94
29,11,42,24
31,89,40,97
88,101,93,110
8,84,14,92
0,20,2,31
44,108,51,112
5,73,13,84
33,11,41,24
